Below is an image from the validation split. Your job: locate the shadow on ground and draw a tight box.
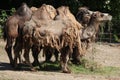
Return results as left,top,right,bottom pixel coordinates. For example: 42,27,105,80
0,61,61,72
0,62,34,71
0,62,14,70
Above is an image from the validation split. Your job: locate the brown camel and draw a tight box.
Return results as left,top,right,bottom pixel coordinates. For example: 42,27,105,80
22,6,83,73
3,3,32,66
44,7,93,63
71,8,112,64
72,11,112,64
81,11,112,40
13,4,57,69
41,7,112,66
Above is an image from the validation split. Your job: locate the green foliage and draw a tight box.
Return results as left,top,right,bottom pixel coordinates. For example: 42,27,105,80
0,8,16,38
10,8,16,15
69,58,120,76
0,10,7,38
0,10,7,25
113,34,120,42
40,61,61,71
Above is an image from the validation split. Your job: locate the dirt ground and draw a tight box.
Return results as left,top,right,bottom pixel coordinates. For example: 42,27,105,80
0,39,120,80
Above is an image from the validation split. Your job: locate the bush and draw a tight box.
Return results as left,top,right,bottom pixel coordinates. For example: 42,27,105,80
0,8,16,38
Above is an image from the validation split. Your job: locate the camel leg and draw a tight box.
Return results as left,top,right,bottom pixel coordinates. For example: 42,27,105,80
72,47,81,65
13,40,23,68
44,47,59,62
5,38,14,66
18,51,22,64
24,45,35,71
31,45,41,66
60,47,71,73
54,49,59,62
43,47,52,62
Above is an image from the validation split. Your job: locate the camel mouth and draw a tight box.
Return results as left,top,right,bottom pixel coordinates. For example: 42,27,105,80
103,13,112,21
108,15,112,21
104,14,112,21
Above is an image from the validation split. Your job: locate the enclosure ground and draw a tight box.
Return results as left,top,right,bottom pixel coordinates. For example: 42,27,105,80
0,39,120,80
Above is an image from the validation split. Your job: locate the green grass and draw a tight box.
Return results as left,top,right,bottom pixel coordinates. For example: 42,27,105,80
15,59,120,77
39,60,120,77
40,61,61,71
70,64,120,76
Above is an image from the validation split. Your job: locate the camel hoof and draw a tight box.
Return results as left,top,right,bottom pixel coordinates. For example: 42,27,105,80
32,61,39,66
30,68,37,72
22,61,27,64
62,68,71,73
62,70,71,73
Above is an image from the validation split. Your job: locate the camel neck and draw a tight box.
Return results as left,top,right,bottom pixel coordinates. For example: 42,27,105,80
88,19,100,32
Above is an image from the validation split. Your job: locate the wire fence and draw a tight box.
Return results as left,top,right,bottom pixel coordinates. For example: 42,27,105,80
97,32,120,43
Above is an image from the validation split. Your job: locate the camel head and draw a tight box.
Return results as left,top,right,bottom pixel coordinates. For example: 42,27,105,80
91,11,112,22
76,7,93,26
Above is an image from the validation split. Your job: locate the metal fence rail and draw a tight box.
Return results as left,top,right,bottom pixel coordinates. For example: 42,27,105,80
97,32,120,43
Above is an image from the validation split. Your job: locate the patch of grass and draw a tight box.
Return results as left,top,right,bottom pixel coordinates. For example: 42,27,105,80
69,59,120,77
14,60,120,77
39,59,120,77
39,61,61,71
98,66,120,76
70,63,120,76
38,60,120,77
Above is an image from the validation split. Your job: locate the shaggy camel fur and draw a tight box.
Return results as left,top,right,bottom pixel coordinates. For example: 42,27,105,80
44,6,86,62
22,6,83,73
30,6,38,13
3,3,32,66
45,7,93,64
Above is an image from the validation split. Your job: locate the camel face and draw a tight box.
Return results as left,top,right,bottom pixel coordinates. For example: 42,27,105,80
91,11,112,22
76,7,93,26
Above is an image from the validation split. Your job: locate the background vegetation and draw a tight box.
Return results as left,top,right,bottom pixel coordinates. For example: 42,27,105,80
0,0,120,42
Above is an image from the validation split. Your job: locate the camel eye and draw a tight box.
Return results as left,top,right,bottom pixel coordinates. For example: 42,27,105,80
101,14,104,17
92,13,97,17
